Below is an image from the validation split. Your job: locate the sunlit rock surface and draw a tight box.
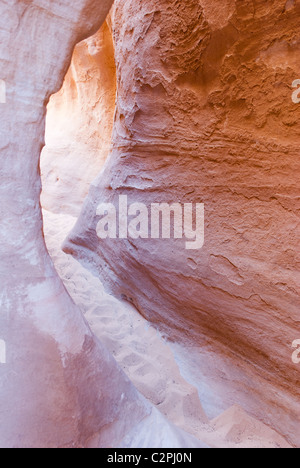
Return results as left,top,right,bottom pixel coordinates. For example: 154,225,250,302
41,21,116,216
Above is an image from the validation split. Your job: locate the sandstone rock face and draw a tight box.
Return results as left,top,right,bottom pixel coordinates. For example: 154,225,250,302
0,0,152,449
41,21,116,216
65,0,300,444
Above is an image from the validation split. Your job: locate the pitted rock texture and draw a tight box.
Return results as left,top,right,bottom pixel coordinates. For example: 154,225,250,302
65,0,300,445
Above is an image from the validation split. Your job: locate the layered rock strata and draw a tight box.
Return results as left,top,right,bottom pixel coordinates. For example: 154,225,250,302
65,0,300,445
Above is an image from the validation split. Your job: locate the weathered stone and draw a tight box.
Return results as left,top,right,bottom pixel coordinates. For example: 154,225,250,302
65,0,300,445
0,0,147,449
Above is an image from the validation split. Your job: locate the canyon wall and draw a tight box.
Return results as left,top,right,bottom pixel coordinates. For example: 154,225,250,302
65,0,300,444
41,20,116,216
0,0,151,448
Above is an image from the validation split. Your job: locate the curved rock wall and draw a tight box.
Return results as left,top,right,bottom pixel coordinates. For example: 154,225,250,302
0,0,150,448
65,0,300,444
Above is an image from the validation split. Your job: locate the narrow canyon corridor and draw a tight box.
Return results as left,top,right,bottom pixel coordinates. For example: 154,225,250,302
1,0,300,449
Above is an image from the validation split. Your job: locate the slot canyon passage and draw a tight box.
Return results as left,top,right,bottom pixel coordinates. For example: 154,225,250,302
1,0,300,449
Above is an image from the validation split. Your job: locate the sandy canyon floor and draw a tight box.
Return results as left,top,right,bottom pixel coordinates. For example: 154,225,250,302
43,209,292,448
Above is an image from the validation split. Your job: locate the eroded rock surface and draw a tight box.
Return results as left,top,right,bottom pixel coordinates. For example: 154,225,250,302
0,0,150,449
65,0,300,445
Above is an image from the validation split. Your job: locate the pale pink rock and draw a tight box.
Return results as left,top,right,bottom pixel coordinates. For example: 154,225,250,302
0,0,148,449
